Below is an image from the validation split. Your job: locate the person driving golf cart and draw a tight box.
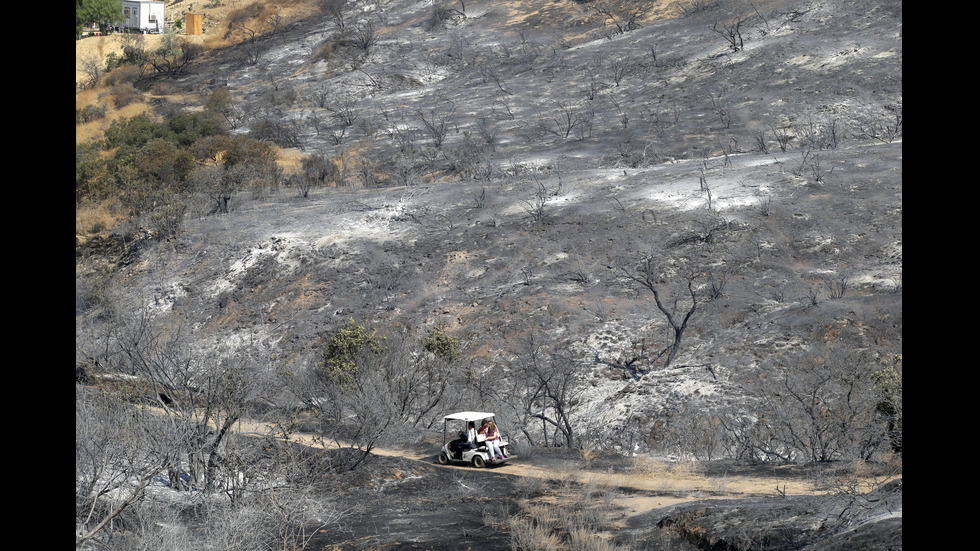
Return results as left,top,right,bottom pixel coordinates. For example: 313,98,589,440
438,412,514,468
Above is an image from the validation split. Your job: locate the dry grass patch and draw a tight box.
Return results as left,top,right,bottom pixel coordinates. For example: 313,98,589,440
509,472,625,550
76,200,127,238
620,456,710,494
276,147,306,177
76,86,154,145
509,515,563,551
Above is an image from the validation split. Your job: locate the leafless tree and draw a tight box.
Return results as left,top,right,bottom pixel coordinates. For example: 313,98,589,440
745,346,889,462
754,128,770,153
673,0,720,16
148,32,202,76
590,0,648,34
755,192,773,216
824,273,850,299
103,300,264,493
609,54,634,86
605,94,630,129
328,95,360,128
227,16,263,65
475,116,500,147
350,20,377,52
75,386,160,548
257,486,349,551
480,66,515,95
295,323,467,469
709,92,733,129
712,16,749,52
620,257,709,369
188,163,256,215
793,149,830,184
857,104,902,143
698,164,713,210
298,153,334,197
78,53,105,89
540,100,582,141
416,99,457,147
706,262,739,299
521,174,560,225
768,121,792,151
493,333,584,448
320,0,350,33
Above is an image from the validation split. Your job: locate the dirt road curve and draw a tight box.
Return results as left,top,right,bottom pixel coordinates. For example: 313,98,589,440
229,413,832,510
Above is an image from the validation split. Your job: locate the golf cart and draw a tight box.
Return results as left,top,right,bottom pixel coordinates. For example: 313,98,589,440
438,411,515,468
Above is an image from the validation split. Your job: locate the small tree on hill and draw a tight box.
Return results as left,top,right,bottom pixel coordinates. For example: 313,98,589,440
319,318,385,388
620,257,707,370
493,332,584,448
745,346,889,462
713,16,749,52
873,354,902,453
78,0,124,35
148,31,202,77
590,0,648,35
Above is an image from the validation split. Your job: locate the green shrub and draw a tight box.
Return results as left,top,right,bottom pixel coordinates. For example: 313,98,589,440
166,110,225,146
423,326,459,359
103,114,170,152
873,354,902,453
76,104,107,124
320,319,385,387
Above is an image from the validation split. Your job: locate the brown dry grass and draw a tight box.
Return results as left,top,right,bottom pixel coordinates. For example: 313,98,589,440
75,2,313,238
75,199,128,238
75,0,318,128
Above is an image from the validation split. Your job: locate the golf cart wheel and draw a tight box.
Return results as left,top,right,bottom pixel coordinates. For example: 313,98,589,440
472,455,486,468
438,452,450,465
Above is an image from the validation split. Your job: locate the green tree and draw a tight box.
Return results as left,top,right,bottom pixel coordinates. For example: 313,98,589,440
423,326,459,359
131,137,195,189
166,110,226,147
220,134,278,168
105,39,148,72
76,143,107,203
204,88,240,128
103,114,168,154
78,0,123,35
319,318,384,387
873,354,902,453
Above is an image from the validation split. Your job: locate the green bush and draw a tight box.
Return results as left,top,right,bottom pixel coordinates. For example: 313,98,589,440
873,354,902,453
320,319,385,387
76,104,107,125
423,326,459,359
103,112,225,153
166,110,225,147
105,44,148,71
103,114,165,152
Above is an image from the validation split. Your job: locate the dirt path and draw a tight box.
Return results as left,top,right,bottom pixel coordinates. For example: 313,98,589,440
230,414,830,511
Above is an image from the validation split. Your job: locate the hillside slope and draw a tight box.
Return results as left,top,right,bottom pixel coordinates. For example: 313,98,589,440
76,0,901,548
76,0,901,457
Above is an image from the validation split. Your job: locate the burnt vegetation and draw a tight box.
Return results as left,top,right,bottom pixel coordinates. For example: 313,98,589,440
76,0,901,549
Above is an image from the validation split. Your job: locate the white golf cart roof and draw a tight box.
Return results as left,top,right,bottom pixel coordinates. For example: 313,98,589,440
443,411,495,422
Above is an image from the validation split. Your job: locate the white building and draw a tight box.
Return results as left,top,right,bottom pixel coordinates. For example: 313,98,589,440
117,1,165,33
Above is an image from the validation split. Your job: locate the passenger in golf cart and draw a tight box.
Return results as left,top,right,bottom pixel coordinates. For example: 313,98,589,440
439,411,515,468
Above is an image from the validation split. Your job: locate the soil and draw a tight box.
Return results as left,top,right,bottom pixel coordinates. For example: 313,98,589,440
227,413,899,550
